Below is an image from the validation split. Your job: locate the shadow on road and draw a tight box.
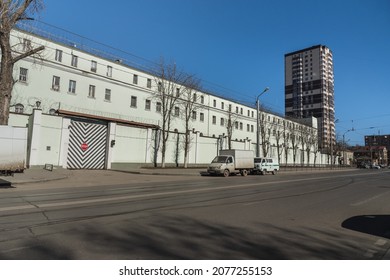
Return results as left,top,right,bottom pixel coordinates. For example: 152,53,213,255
1,214,384,260
342,215,390,239
0,178,13,188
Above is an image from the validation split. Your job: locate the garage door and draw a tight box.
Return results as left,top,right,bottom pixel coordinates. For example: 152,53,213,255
67,119,107,169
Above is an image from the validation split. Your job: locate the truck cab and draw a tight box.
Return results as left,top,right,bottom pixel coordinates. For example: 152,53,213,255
253,157,279,175
207,155,235,177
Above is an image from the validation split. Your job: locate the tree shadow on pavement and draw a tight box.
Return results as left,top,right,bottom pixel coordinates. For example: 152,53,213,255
63,214,376,259
342,215,390,239
0,214,383,260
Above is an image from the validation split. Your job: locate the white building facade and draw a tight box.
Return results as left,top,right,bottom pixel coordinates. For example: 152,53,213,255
7,28,330,170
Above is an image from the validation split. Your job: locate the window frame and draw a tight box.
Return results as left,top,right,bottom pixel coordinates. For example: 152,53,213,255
68,80,77,94
107,66,113,77
88,85,96,98
91,60,97,72
200,112,205,122
19,67,28,83
105,88,111,101
55,49,63,62
145,99,151,111
71,55,78,67
156,102,162,113
15,103,24,114
130,96,137,108
52,76,60,91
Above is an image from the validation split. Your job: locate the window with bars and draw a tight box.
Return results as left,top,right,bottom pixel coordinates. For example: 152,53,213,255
15,103,24,114
71,55,78,67
131,96,137,108
19,68,28,83
52,76,60,91
91,61,97,72
145,100,151,110
68,80,76,93
55,49,63,62
88,85,96,98
156,102,162,112
105,89,111,101
107,66,112,77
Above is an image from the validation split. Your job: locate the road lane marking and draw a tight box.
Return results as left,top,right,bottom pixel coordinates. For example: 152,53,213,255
350,190,390,206
0,171,388,213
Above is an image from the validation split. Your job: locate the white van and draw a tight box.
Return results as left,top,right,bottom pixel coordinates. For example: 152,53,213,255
253,157,280,175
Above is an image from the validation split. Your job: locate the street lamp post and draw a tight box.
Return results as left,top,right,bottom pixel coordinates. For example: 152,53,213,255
256,87,269,157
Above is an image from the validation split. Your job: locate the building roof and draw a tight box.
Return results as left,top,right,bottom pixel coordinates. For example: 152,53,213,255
57,109,159,129
284,45,331,57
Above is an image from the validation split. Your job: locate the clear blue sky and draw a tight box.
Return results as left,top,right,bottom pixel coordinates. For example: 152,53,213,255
36,0,390,146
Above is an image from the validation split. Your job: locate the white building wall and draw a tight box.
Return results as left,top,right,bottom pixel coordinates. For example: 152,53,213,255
5,28,334,168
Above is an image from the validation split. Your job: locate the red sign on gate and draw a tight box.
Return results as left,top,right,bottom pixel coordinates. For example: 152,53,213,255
81,143,88,151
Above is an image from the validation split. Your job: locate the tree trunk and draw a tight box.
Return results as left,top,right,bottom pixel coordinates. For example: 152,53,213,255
0,32,14,125
183,130,190,168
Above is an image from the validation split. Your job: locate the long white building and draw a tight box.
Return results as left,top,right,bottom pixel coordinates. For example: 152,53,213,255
6,27,329,169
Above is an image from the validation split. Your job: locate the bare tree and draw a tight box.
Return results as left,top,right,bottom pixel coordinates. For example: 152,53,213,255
290,127,299,165
282,121,290,165
275,129,283,164
152,59,187,168
306,127,318,166
179,75,202,168
223,105,239,150
259,112,273,157
299,125,308,166
0,0,45,125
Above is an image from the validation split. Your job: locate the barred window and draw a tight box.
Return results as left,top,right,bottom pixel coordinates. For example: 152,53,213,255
19,68,28,82
105,89,111,101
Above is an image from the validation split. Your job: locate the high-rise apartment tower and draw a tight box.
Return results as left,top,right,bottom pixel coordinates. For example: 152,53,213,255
284,45,335,150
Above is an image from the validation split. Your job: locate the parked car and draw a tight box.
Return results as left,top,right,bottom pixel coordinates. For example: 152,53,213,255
253,157,280,175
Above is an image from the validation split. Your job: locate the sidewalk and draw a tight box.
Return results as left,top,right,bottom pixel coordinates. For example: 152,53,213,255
0,167,205,186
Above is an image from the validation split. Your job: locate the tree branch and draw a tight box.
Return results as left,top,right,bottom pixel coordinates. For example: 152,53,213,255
11,0,34,24
12,45,44,63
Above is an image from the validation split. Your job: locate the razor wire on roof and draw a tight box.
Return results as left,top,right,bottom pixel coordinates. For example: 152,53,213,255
16,20,160,75
15,20,283,116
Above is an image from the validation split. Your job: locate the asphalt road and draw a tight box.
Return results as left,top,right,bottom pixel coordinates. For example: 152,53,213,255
0,169,389,259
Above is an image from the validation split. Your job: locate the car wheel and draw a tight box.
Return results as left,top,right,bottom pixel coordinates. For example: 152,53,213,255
223,169,230,177
241,169,248,176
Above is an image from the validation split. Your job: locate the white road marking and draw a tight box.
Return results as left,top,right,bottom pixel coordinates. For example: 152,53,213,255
350,190,390,206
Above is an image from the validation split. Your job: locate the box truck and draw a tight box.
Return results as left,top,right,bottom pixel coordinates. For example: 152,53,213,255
207,149,254,177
